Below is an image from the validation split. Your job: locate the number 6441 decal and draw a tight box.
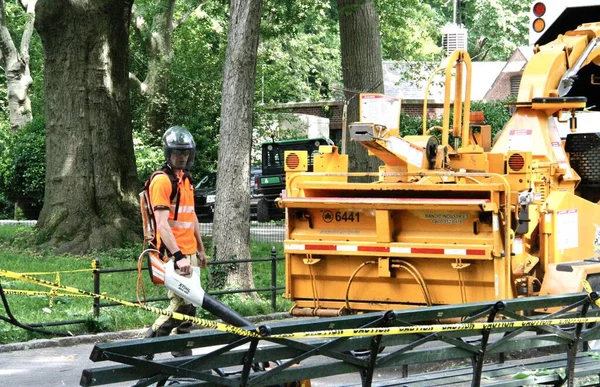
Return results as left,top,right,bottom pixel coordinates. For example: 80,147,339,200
322,210,360,223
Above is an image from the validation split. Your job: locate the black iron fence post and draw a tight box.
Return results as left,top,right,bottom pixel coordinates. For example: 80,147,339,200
271,246,277,311
92,258,100,318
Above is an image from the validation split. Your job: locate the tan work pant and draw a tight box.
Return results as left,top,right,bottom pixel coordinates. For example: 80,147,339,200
151,252,199,335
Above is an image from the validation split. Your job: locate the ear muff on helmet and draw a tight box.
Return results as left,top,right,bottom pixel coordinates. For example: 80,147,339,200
162,126,196,170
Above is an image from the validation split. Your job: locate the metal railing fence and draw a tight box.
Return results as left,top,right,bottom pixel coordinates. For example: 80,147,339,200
92,247,285,317
0,247,285,334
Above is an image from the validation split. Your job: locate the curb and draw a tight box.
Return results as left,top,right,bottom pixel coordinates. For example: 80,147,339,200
0,328,145,353
0,312,291,353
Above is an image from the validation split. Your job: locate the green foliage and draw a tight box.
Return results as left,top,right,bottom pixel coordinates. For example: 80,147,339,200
399,98,513,145
0,118,45,219
258,29,342,104
400,113,442,136
133,136,164,184
0,191,12,219
261,0,337,39
459,0,530,61
130,1,228,181
376,0,530,62
471,98,514,139
377,0,445,61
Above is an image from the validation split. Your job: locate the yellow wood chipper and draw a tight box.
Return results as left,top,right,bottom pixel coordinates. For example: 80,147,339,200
278,2,600,317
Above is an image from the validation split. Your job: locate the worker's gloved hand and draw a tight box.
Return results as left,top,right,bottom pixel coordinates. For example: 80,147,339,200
173,251,191,274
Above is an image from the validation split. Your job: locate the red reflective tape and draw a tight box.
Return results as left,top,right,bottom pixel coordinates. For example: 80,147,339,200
466,249,486,256
411,248,445,255
305,244,336,251
358,246,390,252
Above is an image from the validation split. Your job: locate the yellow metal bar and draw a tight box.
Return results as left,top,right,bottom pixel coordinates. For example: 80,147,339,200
422,67,445,135
453,54,463,139
461,54,472,148
280,197,492,211
442,51,462,146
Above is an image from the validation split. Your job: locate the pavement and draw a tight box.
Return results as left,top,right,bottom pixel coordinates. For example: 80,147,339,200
0,333,407,387
0,313,392,387
0,329,377,387
1,328,145,387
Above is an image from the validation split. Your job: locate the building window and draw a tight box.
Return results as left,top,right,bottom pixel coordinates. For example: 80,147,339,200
510,75,522,96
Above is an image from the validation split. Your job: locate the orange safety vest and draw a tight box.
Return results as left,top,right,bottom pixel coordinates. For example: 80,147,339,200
149,171,197,255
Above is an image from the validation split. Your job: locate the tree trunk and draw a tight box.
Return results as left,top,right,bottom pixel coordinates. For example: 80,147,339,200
34,0,139,254
0,0,35,131
212,0,261,291
337,0,384,173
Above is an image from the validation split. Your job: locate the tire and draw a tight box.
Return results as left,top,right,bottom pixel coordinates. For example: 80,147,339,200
257,198,270,223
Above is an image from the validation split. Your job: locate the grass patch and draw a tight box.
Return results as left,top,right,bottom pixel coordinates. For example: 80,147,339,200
0,225,289,344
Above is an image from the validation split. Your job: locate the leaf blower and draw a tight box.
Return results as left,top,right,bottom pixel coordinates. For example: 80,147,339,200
139,250,253,329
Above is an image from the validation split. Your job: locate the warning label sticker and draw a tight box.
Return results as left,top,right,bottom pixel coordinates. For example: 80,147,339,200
557,209,578,250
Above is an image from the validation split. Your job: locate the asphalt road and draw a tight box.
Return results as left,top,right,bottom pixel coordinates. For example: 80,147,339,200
0,319,426,387
0,338,403,387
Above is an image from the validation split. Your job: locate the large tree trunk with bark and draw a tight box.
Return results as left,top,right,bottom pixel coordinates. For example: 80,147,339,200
337,0,384,173
34,0,139,254
0,0,36,131
212,0,261,291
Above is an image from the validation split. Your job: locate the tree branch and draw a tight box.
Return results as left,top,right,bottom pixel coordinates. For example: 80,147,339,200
20,0,37,62
173,1,204,30
129,71,148,94
0,0,18,67
131,4,150,51
18,0,28,11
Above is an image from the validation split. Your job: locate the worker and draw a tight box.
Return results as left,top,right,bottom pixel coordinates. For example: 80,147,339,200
145,125,207,357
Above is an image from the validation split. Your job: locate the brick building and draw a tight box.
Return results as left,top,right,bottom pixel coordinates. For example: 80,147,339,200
484,47,533,100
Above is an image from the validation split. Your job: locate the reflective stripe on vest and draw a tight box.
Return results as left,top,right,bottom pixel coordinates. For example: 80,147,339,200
170,204,195,214
168,220,195,229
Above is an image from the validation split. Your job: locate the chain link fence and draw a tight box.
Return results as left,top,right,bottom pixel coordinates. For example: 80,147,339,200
1,220,285,244
199,220,285,243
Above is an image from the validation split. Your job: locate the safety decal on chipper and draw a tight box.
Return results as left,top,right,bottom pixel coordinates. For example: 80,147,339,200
507,129,533,151
557,209,578,250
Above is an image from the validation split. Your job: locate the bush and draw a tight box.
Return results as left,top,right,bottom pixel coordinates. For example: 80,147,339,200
471,98,514,139
400,98,513,143
0,118,45,219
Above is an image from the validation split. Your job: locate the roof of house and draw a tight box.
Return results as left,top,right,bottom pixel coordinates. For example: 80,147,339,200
383,60,506,102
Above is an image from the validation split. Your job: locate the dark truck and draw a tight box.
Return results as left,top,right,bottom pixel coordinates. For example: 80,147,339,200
255,137,329,222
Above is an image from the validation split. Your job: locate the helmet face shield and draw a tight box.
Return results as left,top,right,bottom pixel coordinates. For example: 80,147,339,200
162,126,196,170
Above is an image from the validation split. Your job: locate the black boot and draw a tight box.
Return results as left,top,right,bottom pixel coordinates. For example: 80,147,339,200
171,304,196,357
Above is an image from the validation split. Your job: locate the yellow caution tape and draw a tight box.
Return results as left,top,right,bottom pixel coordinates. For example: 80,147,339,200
3,289,92,298
0,268,260,339
20,269,93,275
270,317,600,339
3,268,600,340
